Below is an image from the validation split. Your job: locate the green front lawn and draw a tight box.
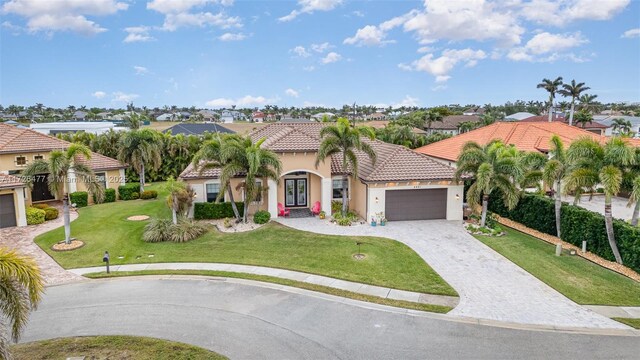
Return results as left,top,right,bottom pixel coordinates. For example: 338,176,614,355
35,183,456,296
12,336,226,360
476,228,640,306
612,318,640,329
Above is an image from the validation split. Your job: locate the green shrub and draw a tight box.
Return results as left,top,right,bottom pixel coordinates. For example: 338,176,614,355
26,207,45,225
43,207,59,221
253,210,271,224
140,190,158,200
69,191,88,208
94,188,116,204
331,200,342,214
143,219,173,243
32,203,49,210
143,218,207,243
336,217,352,226
194,202,244,220
223,217,233,228
118,183,140,200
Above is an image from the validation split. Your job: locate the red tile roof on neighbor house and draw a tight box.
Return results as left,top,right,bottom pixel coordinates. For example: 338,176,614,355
0,174,25,189
414,121,637,162
0,123,126,171
520,115,608,129
180,122,456,182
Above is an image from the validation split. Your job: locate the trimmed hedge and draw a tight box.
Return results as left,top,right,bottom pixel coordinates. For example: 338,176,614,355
140,190,158,200
26,207,45,225
32,203,49,210
253,210,271,224
94,188,116,204
194,202,244,220
489,192,640,273
43,207,59,221
118,183,140,200
69,191,88,208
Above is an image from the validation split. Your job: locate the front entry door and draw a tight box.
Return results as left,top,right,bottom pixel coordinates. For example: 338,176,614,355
285,179,307,207
32,174,54,202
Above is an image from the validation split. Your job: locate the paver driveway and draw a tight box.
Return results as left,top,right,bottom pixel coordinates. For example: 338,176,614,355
277,218,626,329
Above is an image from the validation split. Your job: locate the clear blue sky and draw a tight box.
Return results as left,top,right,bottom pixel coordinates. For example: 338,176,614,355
1,0,639,109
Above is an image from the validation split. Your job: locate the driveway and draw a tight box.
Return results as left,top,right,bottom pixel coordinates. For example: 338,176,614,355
564,194,633,221
22,278,640,360
277,218,625,329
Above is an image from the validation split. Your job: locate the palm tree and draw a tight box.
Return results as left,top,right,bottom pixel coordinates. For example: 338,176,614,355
22,144,105,244
566,137,635,264
0,248,44,359
578,94,599,113
191,134,242,221
627,176,640,226
542,136,569,238
424,110,443,132
118,129,162,193
316,118,377,215
123,113,146,130
537,77,563,122
455,140,521,227
558,80,590,126
574,110,594,128
611,118,633,135
164,177,195,224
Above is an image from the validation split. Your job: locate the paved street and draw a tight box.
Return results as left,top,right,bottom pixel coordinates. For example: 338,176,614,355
22,278,640,360
277,218,625,328
564,194,634,220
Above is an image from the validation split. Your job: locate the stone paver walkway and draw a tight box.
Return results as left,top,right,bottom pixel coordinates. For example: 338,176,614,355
0,208,82,286
68,263,459,308
276,218,628,329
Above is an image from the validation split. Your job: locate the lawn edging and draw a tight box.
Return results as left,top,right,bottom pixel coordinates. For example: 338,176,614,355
83,269,455,314
494,215,640,282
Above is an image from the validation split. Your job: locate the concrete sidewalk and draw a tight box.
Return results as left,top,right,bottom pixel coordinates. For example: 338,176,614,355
69,262,460,308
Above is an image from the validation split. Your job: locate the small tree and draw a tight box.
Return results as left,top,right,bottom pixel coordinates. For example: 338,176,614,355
118,129,162,193
542,136,569,238
164,177,195,224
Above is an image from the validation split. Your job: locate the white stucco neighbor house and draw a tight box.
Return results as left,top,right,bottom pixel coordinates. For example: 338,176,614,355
30,122,119,135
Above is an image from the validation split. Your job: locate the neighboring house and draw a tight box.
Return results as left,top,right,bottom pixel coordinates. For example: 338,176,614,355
198,110,218,122
156,113,179,121
73,111,87,121
179,111,191,120
462,107,485,116
252,111,266,123
594,115,640,136
366,112,387,121
163,123,235,136
520,115,609,135
180,122,463,222
220,110,246,123
310,112,335,121
414,121,638,167
366,120,427,135
30,122,118,135
428,115,481,135
280,117,312,123
0,124,127,228
504,112,536,121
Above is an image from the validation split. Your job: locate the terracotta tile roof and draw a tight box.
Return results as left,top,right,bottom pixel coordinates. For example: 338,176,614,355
0,174,25,189
0,123,125,171
259,126,321,152
415,121,632,162
180,162,222,180
430,115,480,130
520,115,609,129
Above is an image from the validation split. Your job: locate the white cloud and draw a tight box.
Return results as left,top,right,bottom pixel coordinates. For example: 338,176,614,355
218,32,246,41
279,0,343,22
123,26,155,43
321,52,342,64
622,28,640,38
147,0,242,31
133,66,149,75
92,91,106,99
343,12,414,47
399,48,486,82
112,91,139,103
507,32,588,62
291,45,310,57
285,88,300,97
2,0,128,35
521,0,630,26
393,95,419,107
206,95,274,107
311,42,332,53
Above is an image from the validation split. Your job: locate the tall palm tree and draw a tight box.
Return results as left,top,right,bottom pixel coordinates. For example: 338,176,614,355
558,80,590,126
566,137,635,264
611,118,633,135
455,140,522,227
118,129,162,193
191,134,242,221
542,136,569,238
22,144,105,244
0,248,44,359
578,94,599,113
316,118,377,215
123,113,146,130
627,176,640,227
536,77,563,122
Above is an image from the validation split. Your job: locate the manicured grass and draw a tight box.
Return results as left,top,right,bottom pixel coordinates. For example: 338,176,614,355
86,270,453,313
613,318,640,329
475,228,640,306
36,183,456,296
11,335,226,360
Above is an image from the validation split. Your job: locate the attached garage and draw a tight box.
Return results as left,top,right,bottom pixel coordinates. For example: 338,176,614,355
385,188,447,221
0,193,17,228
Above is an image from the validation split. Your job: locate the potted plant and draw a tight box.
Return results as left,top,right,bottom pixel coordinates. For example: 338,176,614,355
319,210,326,219
370,216,377,226
380,217,387,226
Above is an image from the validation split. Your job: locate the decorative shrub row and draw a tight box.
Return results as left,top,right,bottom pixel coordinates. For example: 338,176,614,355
94,188,116,204
140,190,158,200
488,192,640,273
253,210,271,224
26,207,45,225
194,202,244,220
118,183,140,201
44,207,59,220
69,191,88,208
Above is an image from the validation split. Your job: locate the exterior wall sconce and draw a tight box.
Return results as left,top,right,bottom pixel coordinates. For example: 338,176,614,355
455,194,460,200
375,197,379,203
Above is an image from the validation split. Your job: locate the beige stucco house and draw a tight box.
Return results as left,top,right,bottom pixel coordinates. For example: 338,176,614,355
180,122,463,222
0,123,126,228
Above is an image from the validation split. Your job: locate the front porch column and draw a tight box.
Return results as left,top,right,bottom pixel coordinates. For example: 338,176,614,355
16,188,27,227
321,178,332,214
268,179,278,218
